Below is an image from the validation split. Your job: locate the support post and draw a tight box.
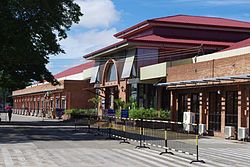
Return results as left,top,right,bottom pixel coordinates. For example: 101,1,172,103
160,123,173,155
120,119,130,144
135,118,150,149
190,126,205,164
106,117,114,139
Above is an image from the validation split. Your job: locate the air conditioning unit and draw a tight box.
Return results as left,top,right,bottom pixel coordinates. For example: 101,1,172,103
199,124,206,135
183,112,195,132
225,126,235,139
238,127,249,141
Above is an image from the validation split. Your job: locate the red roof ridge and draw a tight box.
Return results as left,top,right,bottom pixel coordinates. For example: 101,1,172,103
129,34,234,46
220,38,250,52
152,14,250,24
54,61,94,79
115,14,250,39
148,14,185,21
84,40,127,59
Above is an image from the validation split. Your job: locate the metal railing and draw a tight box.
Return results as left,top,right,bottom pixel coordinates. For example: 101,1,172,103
90,116,205,164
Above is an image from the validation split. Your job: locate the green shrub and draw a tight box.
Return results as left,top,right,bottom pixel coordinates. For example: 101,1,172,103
129,108,170,120
159,110,170,120
65,108,97,116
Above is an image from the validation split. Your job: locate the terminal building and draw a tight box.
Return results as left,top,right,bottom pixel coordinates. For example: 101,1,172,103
84,15,250,137
12,61,95,118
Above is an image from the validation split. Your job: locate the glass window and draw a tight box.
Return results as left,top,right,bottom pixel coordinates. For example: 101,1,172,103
61,99,66,109
106,63,117,81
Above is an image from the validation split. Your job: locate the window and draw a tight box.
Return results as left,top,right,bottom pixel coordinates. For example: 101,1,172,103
106,63,117,81
61,98,66,110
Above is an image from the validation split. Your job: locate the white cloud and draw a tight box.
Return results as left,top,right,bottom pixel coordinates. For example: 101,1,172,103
48,0,121,73
206,0,250,5
51,28,120,59
175,0,250,5
75,0,120,28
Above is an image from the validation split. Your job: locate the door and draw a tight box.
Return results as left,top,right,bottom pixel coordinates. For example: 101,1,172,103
208,92,221,132
191,93,199,124
226,91,238,129
178,94,188,122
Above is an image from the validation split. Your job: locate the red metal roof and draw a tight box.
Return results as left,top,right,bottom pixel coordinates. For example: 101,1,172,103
152,15,250,28
84,40,127,59
54,61,94,79
221,38,250,51
129,35,234,47
115,15,250,38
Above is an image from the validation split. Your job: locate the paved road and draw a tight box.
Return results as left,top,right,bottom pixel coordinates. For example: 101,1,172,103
0,114,249,167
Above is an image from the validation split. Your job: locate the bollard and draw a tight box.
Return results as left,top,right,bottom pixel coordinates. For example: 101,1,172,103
135,118,150,149
190,124,205,164
120,119,130,144
160,123,174,155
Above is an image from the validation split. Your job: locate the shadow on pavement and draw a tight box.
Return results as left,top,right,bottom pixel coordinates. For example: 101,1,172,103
0,120,108,144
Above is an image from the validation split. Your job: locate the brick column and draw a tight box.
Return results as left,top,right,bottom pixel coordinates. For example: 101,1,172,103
187,94,191,112
239,87,248,128
119,81,127,102
247,88,250,130
238,90,242,128
99,90,105,116
221,92,226,134
170,91,177,121
199,92,203,124
205,92,209,130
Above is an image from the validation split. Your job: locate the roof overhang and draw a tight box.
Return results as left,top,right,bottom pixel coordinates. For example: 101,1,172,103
156,74,250,88
84,41,129,60
114,18,250,39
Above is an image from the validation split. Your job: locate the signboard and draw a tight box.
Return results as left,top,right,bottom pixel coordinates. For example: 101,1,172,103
107,109,115,117
121,109,129,118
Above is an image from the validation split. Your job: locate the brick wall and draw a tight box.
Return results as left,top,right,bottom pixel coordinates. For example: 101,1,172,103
167,53,250,82
64,80,95,109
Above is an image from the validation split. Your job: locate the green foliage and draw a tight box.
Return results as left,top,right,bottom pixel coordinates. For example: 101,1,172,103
88,97,101,108
129,108,170,120
159,110,171,120
114,96,136,111
114,98,126,110
0,0,82,90
65,109,97,116
115,110,121,118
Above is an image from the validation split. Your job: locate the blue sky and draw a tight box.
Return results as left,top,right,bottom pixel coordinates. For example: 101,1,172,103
48,0,250,74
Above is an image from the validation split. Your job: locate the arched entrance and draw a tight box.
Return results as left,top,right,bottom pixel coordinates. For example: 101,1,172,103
102,59,120,110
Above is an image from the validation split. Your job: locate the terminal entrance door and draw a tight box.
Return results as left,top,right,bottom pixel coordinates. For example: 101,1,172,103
208,92,221,132
225,91,238,129
178,94,188,122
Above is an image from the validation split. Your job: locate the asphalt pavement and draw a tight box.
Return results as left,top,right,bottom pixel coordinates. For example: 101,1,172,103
0,114,249,167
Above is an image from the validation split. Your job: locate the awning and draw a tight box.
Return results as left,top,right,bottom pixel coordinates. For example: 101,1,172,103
156,74,250,87
121,56,135,79
121,49,136,79
90,66,99,83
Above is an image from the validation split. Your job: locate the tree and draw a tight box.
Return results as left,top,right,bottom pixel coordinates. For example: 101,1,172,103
0,0,82,91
